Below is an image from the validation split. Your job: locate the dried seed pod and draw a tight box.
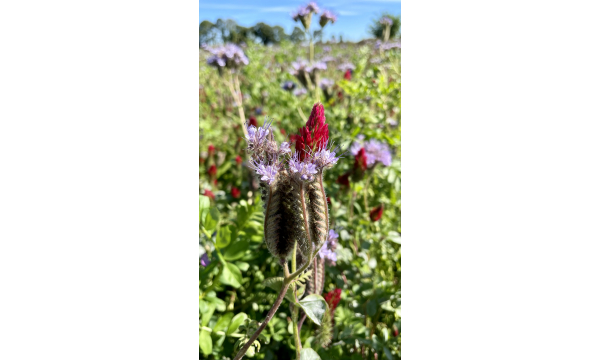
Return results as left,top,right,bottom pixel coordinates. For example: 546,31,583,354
307,173,329,250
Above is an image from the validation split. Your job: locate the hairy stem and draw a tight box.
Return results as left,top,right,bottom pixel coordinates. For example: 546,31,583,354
291,242,302,358
232,283,290,360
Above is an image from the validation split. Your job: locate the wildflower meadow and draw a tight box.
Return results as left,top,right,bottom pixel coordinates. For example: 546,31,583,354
200,4,400,359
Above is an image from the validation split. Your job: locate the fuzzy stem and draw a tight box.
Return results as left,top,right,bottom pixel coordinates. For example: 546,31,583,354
291,242,302,358
299,184,313,249
232,283,290,360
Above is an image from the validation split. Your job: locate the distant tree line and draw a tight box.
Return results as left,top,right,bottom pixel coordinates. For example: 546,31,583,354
200,19,308,46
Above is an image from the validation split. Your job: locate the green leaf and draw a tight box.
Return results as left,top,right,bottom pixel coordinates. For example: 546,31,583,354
199,329,212,355
213,312,234,333
203,207,220,232
298,294,327,326
201,303,216,326
299,348,321,360
235,261,250,272
367,299,378,317
387,231,401,244
216,225,232,248
263,277,297,303
383,346,394,360
205,295,226,312
219,262,242,288
227,312,248,335
223,240,249,261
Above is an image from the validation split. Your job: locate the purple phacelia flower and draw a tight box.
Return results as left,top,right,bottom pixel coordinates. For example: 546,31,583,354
279,142,291,154
289,153,318,181
319,10,337,27
282,81,296,91
337,62,356,71
293,88,307,97
318,229,339,265
350,137,392,167
380,17,393,26
323,46,331,53
292,2,320,30
307,61,327,72
312,146,341,170
319,78,334,89
375,40,401,51
200,253,210,267
204,43,249,69
319,55,335,63
245,120,271,152
249,160,279,184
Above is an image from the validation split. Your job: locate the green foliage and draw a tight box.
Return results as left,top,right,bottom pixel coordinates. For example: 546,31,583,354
200,38,401,359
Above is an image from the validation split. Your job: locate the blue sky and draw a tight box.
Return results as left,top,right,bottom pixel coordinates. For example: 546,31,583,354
199,0,401,42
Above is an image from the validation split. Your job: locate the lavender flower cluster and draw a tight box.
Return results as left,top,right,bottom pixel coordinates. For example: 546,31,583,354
203,43,249,69
244,121,340,185
290,59,327,90
292,2,320,30
337,62,356,71
319,78,334,90
380,17,393,26
350,135,393,167
318,230,339,265
375,40,402,51
319,10,337,27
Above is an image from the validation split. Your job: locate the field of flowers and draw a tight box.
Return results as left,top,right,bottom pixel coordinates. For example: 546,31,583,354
200,5,400,360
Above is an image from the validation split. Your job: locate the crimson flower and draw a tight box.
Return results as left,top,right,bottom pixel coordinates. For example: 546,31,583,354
208,164,217,177
370,204,384,222
208,144,215,156
235,155,242,165
344,69,352,80
336,173,350,188
294,103,329,160
324,288,342,313
231,187,241,198
354,148,367,171
393,325,399,337
248,116,258,127
202,189,215,200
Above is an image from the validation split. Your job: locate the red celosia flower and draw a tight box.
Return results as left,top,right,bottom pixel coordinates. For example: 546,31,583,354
202,189,215,200
326,196,331,205
370,204,384,222
280,128,286,135
336,173,350,188
354,148,367,171
248,116,258,127
231,187,241,198
208,164,217,177
294,103,329,160
235,155,242,165
344,69,352,80
393,325,399,337
213,179,218,186
208,144,215,156
324,288,342,313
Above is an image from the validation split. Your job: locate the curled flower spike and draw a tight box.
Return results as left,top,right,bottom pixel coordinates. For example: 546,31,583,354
319,10,337,27
245,120,272,153
248,160,279,185
312,145,341,171
380,17,393,26
279,142,291,154
289,153,318,182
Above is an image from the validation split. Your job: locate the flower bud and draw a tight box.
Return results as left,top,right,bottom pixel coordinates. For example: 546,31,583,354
370,204,384,222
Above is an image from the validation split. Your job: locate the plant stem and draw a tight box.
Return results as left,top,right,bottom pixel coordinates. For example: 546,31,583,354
232,282,290,360
291,242,302,359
